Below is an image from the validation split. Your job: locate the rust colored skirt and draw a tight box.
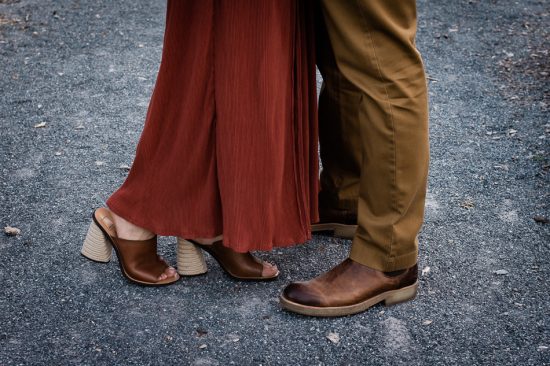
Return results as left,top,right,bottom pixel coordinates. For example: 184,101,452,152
106,0,318,252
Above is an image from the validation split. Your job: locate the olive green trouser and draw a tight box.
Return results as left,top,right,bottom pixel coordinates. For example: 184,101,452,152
317,0,429,271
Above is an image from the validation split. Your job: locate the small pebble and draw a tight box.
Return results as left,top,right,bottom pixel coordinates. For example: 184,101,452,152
494,269,509,275
326,332,340,344
4,226,21,236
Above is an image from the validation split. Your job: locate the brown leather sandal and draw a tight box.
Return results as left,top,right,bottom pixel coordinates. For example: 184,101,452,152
81,208,180,286
176,238,279,281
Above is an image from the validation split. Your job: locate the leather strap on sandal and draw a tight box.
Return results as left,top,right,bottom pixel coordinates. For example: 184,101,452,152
115,237,169,283
93,208,175,285
192,240,265,279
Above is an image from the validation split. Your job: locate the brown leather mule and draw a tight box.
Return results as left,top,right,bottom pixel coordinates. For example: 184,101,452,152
81,208,179,286
176,238,279,281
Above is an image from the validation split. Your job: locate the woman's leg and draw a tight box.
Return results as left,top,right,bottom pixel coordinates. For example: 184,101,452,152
104,1,277,279
92,0,222,283
107,0,222,240
95,0,314,281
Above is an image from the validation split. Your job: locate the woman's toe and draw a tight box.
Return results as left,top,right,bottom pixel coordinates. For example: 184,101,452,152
158,268,178,281
261,262,279,278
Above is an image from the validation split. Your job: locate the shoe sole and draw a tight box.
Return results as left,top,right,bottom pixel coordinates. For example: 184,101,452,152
279,281,418,317
311,223,357,240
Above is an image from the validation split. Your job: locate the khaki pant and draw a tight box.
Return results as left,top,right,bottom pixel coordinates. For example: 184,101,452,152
317,0,429,271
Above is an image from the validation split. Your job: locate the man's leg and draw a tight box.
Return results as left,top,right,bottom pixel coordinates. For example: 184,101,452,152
311,7,362,239
281,0,429,316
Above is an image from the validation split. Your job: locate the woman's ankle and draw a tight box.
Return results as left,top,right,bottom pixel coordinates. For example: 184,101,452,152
108,209,155,240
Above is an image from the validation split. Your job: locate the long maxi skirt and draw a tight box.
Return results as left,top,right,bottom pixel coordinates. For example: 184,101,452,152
106,0,319,252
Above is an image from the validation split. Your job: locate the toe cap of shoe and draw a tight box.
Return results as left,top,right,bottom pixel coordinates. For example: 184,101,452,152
283,282,325,307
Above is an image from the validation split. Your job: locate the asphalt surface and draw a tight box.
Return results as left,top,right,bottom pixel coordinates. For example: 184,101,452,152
1,0,549,365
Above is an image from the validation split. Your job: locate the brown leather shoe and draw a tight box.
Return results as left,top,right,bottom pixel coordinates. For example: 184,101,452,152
180,239,279,281
311,208,357,239
81,208,180,286
280,259,418,317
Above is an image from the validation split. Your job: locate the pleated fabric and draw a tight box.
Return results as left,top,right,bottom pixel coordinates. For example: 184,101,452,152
106,0,318,252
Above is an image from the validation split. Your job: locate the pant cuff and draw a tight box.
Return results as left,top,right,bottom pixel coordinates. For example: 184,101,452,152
349,237,418,272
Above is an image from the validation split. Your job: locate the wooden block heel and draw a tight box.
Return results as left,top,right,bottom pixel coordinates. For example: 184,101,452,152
176,238,208,276
81,220,113,263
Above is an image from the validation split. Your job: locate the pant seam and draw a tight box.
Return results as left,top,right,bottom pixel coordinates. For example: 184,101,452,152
355,0,399,267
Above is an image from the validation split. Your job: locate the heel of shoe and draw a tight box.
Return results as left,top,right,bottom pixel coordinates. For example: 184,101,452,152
81,220,113,263
176,238,208,276
384,282,418,306
333,225,357,240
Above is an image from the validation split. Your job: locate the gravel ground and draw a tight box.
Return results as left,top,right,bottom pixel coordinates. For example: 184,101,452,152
1,0,549,365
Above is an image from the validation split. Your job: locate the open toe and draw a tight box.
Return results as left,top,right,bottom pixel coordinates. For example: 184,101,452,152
261,261,279,278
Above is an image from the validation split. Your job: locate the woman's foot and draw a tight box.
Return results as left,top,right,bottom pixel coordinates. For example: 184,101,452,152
193,238,278,278
260,261,278,278
179,238,279,280
262,262,279,278
98,208,178,282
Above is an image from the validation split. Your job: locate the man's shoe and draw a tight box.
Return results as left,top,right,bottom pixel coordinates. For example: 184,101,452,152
280,259,418,317
311,209,357,239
